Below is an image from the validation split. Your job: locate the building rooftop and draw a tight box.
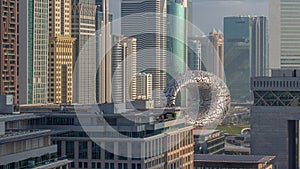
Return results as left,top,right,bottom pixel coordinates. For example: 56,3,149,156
194,154,275,163
194,129,220,136
0,130,52,144
0,113,41,122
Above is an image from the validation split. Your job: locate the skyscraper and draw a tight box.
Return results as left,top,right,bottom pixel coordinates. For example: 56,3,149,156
99,0,112,104
224,16,268,102
188,37,202,71
19,0,49,104
48,0,76,104
72,0,97,104
208,30,224,81
0,0,18,104
111,36,137,103
136,73,152,100
167,0,188,106
167,0,187,78
121,0,167,107
269,0,300,69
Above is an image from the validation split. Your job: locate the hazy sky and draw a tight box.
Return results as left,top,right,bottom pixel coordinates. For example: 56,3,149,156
109,0,269,34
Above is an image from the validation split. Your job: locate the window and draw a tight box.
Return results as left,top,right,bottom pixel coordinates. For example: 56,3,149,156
66,141,74,158
79,141,88,159
92,142,101,159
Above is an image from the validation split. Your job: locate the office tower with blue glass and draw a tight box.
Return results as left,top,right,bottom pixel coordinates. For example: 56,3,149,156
224,16,268,102
167,0,188,106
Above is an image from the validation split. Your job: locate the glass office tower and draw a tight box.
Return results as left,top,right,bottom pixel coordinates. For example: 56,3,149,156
167,0,187,106
19,0,49,104
224,16,268,102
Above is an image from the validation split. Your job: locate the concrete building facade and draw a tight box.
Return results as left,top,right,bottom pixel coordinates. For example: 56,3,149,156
136,73,152,100
0,0,19,104
48,0,76,104
0,114,71,169
111,36,137,103
251,69,300,169
269,0,300,69
19,104,195,169
72,0,97,104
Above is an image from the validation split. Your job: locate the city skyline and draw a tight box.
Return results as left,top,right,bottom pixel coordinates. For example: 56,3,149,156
1,1,298,169
109,0,269,35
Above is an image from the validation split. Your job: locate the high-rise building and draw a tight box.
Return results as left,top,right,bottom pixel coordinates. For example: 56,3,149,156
19,0,49,104
0,0,18,105
167,0,187,79
167,0,188,106
111,36,137,103
187,0,193,36
269,0,300,69
251,69,300,169
188,37,202,71
199,30,225,81
136,73,152,100
99,0,112,104
95,0,113,103
72,0,97,104
224,16,268,102
208,30,224,81
121,0,167,107
48,0,76,104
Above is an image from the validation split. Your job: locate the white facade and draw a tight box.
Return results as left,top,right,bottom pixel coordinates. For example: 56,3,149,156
72,2,97,104
269,0,300,69
136,73,152,100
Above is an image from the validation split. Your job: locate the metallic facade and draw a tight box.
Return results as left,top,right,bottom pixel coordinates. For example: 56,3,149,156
0,0,18,104
164,70,231,128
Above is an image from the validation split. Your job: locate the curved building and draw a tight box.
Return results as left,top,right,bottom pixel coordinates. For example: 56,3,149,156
167,0,188,106
164,70,231,128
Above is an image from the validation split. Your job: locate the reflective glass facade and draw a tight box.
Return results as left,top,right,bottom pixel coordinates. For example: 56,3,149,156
167,0,187,106
26,0,49,104
224,16,268,102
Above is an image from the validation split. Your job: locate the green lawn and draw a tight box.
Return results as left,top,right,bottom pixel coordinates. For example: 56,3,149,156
216,125,250,134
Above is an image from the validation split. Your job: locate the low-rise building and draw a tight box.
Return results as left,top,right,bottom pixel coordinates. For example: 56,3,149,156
0,114,71,169
194,129,225,155
19,104,194,169
194,154,275,169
